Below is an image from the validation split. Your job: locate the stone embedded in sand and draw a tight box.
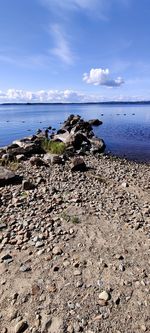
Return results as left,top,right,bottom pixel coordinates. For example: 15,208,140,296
0,223,7,230
52,246,62,255
1,253,13,263
20,264,31,272
22,180,35,190
99,291,110,301
14,320,28,333
74,269,82,276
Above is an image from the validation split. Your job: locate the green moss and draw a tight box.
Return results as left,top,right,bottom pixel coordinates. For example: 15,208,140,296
71,216,80,224
61,212,80,224
41,139,66,155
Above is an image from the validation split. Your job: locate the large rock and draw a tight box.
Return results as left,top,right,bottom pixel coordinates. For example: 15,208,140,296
53,131,90,151
61,115,93,136
52,131,72,145
70,157,87,171
0,167,22,187
44,153,63,165
30,156,48,167
6,137,44,157
88,119,103,126
90,137,106,153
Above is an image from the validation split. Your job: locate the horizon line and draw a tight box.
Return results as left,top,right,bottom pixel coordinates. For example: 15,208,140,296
1,101,150,106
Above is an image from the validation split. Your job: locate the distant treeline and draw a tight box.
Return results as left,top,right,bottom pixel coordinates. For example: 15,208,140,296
1,101,150,106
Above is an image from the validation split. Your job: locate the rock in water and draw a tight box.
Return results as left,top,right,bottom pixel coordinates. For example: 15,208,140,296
88,119,103,126
0,167,22,187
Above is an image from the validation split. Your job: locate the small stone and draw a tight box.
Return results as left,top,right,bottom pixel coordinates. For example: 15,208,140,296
10,310,18,321
41,317,52,333
39,294,46,302
68,301,75,309
2,328,7,333
53,265,59,272
76,279,83,288
1,279,6,285
15,320,28,333
141,325,147,332
20,264,31,272
69,228,74,234
52,246,62,255
63,260,70,267
35,241,44,248
74,269,82,276
121,182,129,188
99,298,108,306
22,180,35,190
37,249,45,255
0,223,7,230
99,291,110,301
119,263,125,272
1,253,13,263
67,324,74,333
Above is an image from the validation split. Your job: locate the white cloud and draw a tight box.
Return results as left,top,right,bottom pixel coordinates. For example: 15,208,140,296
0,89,89,103
83,68,124,87
0,88,147,103
50,24,74,65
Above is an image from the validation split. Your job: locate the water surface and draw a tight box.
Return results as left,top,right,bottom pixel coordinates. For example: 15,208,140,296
0,104,149,162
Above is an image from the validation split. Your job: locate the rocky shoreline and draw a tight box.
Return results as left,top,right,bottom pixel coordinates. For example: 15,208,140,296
0,116,150,333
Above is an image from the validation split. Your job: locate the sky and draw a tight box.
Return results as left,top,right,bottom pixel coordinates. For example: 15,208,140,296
0,0,150,103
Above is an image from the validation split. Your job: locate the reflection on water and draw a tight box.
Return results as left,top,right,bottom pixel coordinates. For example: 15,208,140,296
0,104,150,162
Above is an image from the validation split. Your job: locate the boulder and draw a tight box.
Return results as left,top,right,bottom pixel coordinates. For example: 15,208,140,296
29,156,48,167
52,131,72,145
61,115,93,136
70,157,87,172
90,137,106,153
0,167,23,187
71,132,90,150
6,142,43,157
62,114,81,131
16,154,25,161
88,119,103,126
44,153,63,165
5,137,44,157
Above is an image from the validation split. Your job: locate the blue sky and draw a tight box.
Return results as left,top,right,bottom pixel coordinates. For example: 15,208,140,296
0,0,150,102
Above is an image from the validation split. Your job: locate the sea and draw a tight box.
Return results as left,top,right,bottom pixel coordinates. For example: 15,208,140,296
0,103,150,162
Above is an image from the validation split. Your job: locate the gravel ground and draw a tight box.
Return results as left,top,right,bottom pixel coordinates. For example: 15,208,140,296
0,154,150,333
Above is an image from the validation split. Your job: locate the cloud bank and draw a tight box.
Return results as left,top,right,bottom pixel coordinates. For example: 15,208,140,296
0,89,91,103
83,68,124,87
0,88,145,103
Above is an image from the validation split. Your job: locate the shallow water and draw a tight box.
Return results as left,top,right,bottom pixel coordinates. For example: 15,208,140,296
0,104,150,162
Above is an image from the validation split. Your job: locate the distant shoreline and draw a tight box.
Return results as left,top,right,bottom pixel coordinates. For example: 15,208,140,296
1,101,150,106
